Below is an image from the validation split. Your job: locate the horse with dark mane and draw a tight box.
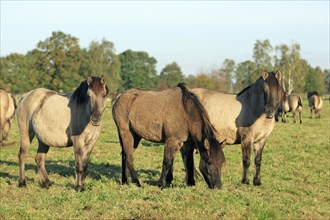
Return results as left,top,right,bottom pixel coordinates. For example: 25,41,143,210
307,91,323,118
17,76,108,191
112,83,226,189
182,71,286,186
0,89,17,145
275,93,303,123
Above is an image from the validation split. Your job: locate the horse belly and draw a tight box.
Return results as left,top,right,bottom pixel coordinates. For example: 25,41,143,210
129,106,164,142
32,96,72,147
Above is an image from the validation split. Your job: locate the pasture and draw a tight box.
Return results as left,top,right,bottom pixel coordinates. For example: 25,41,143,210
0,95,329,219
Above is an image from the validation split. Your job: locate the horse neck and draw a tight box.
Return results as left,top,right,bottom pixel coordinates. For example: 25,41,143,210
69,98,92,133
238,80,265,118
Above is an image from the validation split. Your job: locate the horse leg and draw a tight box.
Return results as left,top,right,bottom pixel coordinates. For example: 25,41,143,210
281,112,286,123
35,140,51,188
293,111,296,123
299,111,302,123
180,142,196,186
18,124,35,187
73,139,97,192
119,130,141,187
159,140,179,188
241,136,252,185
253,138,266,186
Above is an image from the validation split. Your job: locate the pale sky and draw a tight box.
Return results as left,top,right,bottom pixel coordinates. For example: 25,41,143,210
1,1,329,75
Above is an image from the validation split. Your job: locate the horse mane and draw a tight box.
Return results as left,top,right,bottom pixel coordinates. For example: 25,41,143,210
177,83,217,142
71,80,89,104
236,71,282,98
71,77,109,104
236,85,252,97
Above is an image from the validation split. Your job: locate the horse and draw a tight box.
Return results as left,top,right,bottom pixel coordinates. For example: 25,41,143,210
182,70,286,186
307,91,323,118
17,76,109,191
112,83,226,189
0,89,17,145
275,93,303,123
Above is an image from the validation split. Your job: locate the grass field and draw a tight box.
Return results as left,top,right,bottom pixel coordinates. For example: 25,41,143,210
0,95,329,219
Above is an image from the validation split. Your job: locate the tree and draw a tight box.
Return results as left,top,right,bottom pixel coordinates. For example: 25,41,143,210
119,50,158,90
275,42,305,93
219,59,235,92
34,31,83,91
233,60,257,92
253,39,273,71
80,39,121,92
305,66,327,94
0,53,39,93
159,62,184,89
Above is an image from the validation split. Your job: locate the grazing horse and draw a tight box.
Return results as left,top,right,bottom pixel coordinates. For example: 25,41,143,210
17,76,108,191
183,71,286,186
275,94,303,123
307,92,323,118
0,89,17,145
112,83,226,189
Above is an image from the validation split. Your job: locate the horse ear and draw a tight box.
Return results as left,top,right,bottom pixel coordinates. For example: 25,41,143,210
261,71,269,80
275,70,282,80
101,75,107,85
87,76,93,85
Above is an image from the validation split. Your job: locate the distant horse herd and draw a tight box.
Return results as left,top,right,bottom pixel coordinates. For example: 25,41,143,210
0,71,326,191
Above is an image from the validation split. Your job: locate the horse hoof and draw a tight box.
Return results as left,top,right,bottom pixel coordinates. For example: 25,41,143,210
253,177,262,186
187,180,196,186
18,180,27,188
241,179,250,185
41,180,53,189
75,185,85,192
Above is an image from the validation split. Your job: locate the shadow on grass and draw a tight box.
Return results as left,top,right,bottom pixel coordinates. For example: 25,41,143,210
0,160,163,187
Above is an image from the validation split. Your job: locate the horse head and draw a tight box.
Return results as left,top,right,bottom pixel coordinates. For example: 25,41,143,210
261,70,286,119
87,76,109,126
199,138,226,189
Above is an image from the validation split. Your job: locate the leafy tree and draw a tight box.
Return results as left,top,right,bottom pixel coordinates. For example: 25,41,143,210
119,50,158,90
0,53,39,93
186,73,216,90
80,39,121,92
34,31,83,91
159,62,184,88
233,60,257,92
219,59,235,92
305,66,327,94
253,39,273,71
275,42,305,93
325,69,330,92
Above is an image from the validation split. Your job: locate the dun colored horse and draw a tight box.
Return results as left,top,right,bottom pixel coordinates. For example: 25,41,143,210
307,91,323,118
183,71,286,186
112,83,226,189
275,94,303,123
0,89,17,145
17,76,108,191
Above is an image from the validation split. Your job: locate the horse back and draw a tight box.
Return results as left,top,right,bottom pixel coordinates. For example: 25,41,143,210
191,88,241,144
18,88,72,147
312,95,323,110
0,90,10,125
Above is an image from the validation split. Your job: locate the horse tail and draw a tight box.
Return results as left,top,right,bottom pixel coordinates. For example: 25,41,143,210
177,83,218,143
298,96,303,107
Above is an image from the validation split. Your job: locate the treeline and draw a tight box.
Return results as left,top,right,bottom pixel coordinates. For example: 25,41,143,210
1,31,329,94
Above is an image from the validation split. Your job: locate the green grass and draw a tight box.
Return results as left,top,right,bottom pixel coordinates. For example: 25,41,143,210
1,96,329,219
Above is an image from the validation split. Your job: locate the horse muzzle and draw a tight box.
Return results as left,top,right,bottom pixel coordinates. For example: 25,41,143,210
90,116,101,126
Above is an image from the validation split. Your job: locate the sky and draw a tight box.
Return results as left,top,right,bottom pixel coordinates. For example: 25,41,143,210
1,1,329,75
